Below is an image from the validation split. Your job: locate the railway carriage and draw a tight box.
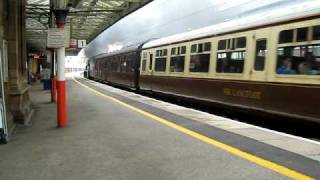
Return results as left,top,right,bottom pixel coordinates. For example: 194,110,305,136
88,46,141,89
139,16,320,122
88,4,320,123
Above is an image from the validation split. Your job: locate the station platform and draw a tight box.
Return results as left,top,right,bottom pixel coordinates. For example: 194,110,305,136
0,76,320,180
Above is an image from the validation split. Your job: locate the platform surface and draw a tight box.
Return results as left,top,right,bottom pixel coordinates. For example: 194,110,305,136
0,78,319,180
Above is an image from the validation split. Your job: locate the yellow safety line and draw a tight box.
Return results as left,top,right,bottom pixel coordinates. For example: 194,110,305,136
72,77,314,180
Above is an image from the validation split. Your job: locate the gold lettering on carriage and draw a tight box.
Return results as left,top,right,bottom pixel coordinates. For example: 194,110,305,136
223,88,261,100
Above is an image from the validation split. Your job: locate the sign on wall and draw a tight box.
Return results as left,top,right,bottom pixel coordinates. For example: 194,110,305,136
47,28,65,48
78,40,87,48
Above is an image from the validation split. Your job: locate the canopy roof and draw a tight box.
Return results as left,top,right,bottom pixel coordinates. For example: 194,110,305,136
26,0,151,51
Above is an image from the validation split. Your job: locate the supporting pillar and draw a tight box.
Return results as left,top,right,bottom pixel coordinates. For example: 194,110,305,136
54,9,68,128
56,44,67,128
6,0,32,125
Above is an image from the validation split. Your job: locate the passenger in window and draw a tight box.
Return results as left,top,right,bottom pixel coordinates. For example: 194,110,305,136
277,58,296,74
173,63,183,72
298,62,311,74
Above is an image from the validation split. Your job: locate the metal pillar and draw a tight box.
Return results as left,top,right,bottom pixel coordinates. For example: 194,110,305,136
56,42,67,128
54,9,68,128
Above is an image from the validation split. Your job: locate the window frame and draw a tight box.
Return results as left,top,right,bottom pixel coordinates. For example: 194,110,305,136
154,48,168,73
216,36,247,74
169,45,187,74
254,39,268,72
189,42,212,74
276,25,320,78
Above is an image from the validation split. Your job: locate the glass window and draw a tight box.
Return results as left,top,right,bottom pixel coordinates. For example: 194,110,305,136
110,59,119,72
279,29,294,44
177,47,181,55
254,39,267,71
297,28,308,42
218,40,227,50
141,59,147,72
181,46,186,54
155,58,167,72
149,54,153,70
313,26,320,40
163,49,168,56
204,42,211,52
227,39,231,49
276,44,320,75
156,50,160,57
236,37,247,48
189,54,210,73
120,56,127,72
126,60,133,73
171,48,176,55
231,38,236,49
198,44,203,53
170,56,185,72
216,51,245,73
191,44,197,53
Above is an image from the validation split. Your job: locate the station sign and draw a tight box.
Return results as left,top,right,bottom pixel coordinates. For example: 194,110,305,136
78,40,87,48
47,28,65,48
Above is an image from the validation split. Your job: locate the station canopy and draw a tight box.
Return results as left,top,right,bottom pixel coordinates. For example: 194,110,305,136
26,0,151,51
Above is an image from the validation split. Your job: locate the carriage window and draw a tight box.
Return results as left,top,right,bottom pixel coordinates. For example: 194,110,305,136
181,46,186,54
254,39,267,71
170,46,186,73
297,28,308,42
190,42,211,73
171,46,186,56
171,48,176,55
236,37,247,48
216,37,246,73
149,54,153,70
110,58,119,72
276,45,320,75
155,48,167,72
279,29,294,44
313,26,320,40
191,44,197,53
170,56,185,72
155,58,166,72
190,54,210,72
125,60,132,73
191,42,211,53
198,44,203,53
120,56,127,72
163,49,168,56
218,40,227,50
125,54,134,73
204,42,211,51
216,52,245,73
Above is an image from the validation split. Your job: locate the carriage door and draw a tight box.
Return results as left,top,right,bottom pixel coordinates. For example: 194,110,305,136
250,31,269,81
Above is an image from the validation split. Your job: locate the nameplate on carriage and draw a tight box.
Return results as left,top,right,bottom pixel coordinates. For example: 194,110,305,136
223,88,261,100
